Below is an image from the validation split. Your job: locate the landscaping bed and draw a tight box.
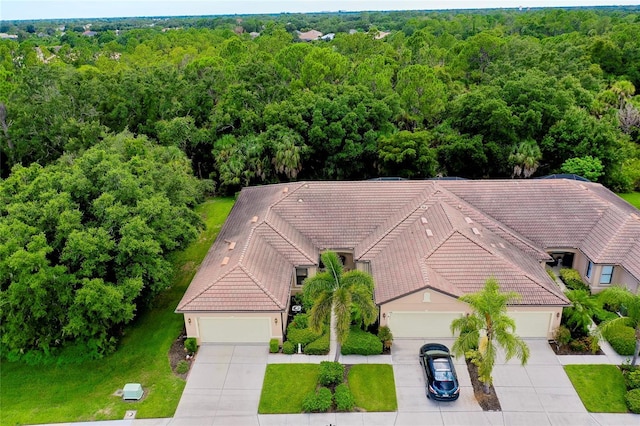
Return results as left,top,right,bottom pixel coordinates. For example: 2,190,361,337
466,361,501,411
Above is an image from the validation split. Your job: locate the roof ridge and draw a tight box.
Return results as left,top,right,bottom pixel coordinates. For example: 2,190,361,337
239,264,286,309
177,265,239,311
259,220,316,264
435,184,549,259
359,185,439,258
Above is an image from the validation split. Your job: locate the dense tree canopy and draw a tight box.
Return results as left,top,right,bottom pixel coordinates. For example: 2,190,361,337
0,132,207,362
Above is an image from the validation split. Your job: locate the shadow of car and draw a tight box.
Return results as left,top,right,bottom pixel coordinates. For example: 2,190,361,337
419,343,460,401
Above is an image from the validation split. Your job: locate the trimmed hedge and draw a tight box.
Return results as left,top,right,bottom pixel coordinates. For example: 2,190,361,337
287,327,322,347
628,370,640,390
604,326,636,356
341,327,383,355
626,388,640,414
559,268,590,292
184,337,198,355
302,387,332,413
334,383,355,411
288,313,309,330
304,332,330,355
319,361,344,386
269,338,279,353
282,341,295,355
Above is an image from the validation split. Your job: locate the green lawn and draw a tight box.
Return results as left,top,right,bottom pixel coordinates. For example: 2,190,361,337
0,197,235,425
564,365,628,413
258,364,321,413
348,364,397,411
619,192,640,209
258,363,397,413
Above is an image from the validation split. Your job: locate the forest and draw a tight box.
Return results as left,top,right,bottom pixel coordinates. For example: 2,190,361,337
1,7,640,362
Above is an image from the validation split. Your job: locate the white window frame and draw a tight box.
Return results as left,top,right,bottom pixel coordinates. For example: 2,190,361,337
600,265,614,285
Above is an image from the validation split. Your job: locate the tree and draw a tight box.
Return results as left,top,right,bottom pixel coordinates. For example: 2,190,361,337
598,285,640,366
509,139,542,178
561,156,604,182
302,251,377,362
563,289,599,337
450,278,530,393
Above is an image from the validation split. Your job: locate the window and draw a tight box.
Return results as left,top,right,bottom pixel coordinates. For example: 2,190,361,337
295,268,308,286
586,261,593,279
600,265,614,285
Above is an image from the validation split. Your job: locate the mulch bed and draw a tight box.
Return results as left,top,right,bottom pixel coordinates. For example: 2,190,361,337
548,340,605,355
466,361,502,411
168,333,193,379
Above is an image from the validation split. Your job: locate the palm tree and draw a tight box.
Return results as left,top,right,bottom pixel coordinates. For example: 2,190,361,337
302,251,378,362
450,278,530,394
597,285,640,366
509,139,542,178
563,289,599,337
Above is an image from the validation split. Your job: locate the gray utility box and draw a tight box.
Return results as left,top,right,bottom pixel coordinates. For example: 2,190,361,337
122,383,143,400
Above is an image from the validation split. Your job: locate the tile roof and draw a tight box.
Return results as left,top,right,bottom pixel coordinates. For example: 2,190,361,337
178,180,640,313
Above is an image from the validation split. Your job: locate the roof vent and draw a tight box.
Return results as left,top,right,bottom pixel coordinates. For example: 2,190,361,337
421,204,428,210
632,213,640,221
297,198,303,203
465,217,473,224
472,227,481,235
421,217,428,224
228,241,236,250
426,229,433,237
499,243,505,248
221,256,230,266
283,187,289,193
491,243,496,247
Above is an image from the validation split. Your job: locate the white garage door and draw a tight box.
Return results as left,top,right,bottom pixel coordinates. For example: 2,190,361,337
199,317,271,343
508,312,552,338
389,312,465,338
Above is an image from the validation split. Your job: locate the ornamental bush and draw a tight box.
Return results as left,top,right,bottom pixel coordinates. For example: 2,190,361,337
304,332,330,355
184,337,198,355
334,383,355,411
341,327,382,355
626,388,640,414
269,338,279,353
604,326,636,356
628,370,640,390
287,327,322,348
319,361,344,386
559,268,590,292
288,313,309,330
176,360,190,374
282,341,295,355
301,387,332,413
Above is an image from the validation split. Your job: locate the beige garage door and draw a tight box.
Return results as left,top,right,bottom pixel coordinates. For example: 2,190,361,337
508,312,552,338
199,317,271,343
388,312,465,338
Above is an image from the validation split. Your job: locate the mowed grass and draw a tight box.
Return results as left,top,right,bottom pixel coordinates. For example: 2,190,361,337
349,364,397,411
0,197,235,425
258,364,320,413
564,365,628,413
619,192,640,210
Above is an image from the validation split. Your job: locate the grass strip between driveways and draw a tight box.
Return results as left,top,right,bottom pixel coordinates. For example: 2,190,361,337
0,197,235,425
564,364,628,413
258,364,320,413
349,364,397,411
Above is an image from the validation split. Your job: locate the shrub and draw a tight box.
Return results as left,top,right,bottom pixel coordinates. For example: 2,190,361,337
554,325,572,347
184,338,198,355
288,313,309,330
269,338,279,353
569,339,588,352
593,307,619,325
176,360,190,374
301,387,332,413
334,383,355,411
559,268,590,292
282,341,295,355
341,327,383,355
304,333,330,355
319,361,344,386
628,370,640,390
287,327,322,348
377,325,393,350
604,326,636,356
626,388,640,414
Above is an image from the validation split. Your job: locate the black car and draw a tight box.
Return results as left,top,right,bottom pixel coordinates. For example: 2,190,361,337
419,343,460,401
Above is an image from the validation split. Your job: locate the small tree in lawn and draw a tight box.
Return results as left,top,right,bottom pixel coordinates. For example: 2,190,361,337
598,285,640,366
303,250,377,362
450,278,530,394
